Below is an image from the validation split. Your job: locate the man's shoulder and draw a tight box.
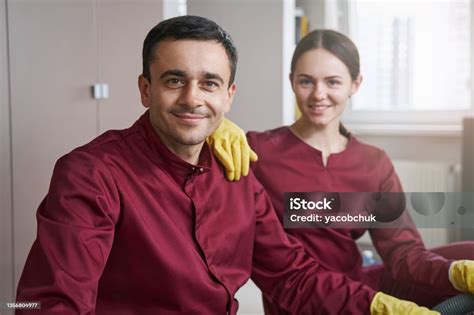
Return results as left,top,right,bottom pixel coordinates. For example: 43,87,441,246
56,121,143,173
84,125,139,153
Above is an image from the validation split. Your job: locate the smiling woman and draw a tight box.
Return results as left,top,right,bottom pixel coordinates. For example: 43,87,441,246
289,30,362,166
291,48,360,157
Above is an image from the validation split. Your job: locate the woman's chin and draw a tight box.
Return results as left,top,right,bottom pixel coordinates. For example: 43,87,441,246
306,114,329,125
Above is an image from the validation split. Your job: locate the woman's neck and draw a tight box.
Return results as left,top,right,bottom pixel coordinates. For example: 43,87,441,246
290,118,348,166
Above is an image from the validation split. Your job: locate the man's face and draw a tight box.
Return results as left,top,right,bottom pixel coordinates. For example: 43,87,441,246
138,39,236,150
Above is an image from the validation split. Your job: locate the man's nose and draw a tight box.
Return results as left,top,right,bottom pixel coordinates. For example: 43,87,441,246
178,82,203,108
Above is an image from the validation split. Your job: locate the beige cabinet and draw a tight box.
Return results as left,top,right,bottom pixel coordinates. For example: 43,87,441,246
2,1,163,304
9,7,98,296
97,0,162,132
1,0,13,309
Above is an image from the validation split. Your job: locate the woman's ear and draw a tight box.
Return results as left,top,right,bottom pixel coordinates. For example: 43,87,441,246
289,73,295,92
350,74,363,95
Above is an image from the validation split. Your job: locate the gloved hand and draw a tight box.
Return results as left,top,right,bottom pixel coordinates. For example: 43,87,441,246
370,292,440,315
449,260,474,293
207,118,258,181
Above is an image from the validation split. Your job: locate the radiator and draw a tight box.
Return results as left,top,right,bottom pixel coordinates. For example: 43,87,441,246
393,160,460,248
392,160,460,193
358,160,460,248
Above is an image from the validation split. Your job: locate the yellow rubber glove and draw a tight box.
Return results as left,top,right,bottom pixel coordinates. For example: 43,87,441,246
449,260,474,293
207,118,258,181
370,292,440,315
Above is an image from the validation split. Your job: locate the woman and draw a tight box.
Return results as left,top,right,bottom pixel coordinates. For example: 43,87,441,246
210,29,474,314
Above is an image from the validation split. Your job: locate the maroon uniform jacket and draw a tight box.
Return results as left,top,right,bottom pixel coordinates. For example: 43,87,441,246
247,126,454,314
17,113,376,315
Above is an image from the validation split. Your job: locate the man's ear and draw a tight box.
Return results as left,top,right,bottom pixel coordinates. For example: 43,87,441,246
224,83,237,113
138,74,151,108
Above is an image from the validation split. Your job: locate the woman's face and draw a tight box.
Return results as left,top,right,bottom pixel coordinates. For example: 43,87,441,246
291,48,362,129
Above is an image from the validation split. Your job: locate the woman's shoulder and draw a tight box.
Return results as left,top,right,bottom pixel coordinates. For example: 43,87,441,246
349,136,390,163
247,125,289,139
246,126,291,150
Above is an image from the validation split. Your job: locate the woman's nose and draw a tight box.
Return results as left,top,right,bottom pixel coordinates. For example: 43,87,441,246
313,82,327,101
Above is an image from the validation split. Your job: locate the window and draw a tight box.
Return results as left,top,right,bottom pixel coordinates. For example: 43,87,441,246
343,0,472,128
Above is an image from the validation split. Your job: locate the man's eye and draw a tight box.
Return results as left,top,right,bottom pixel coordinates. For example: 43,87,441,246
203,81,219,90
167,78,184,87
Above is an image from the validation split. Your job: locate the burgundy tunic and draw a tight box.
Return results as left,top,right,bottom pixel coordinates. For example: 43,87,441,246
247,126,455,312
17,113,376,315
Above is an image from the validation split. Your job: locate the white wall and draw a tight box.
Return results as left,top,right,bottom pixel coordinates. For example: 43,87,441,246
358,134,462,164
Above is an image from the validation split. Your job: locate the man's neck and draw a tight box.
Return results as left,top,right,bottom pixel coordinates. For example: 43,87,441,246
150,126,204,165
163,140,203,165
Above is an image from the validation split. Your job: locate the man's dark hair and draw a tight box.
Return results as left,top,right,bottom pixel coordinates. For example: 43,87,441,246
142,15,238,86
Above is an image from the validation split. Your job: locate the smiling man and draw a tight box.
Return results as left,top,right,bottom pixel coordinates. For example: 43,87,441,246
138,38,235,164
15,16,437,315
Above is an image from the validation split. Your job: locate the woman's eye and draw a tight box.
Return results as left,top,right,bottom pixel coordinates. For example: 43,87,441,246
327,80,341,87
298,79,312,86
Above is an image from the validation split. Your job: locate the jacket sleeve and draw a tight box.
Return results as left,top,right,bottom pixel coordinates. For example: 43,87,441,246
368,152,455,290
16,151,120,315
250,177,376,314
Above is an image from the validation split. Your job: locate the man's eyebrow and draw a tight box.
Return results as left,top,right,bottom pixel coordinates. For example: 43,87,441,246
159,70,225,84
203,72,224,84
160,69,187,79
296,74,343,79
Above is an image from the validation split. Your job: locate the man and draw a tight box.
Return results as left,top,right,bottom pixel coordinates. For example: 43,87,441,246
16,15,440,314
